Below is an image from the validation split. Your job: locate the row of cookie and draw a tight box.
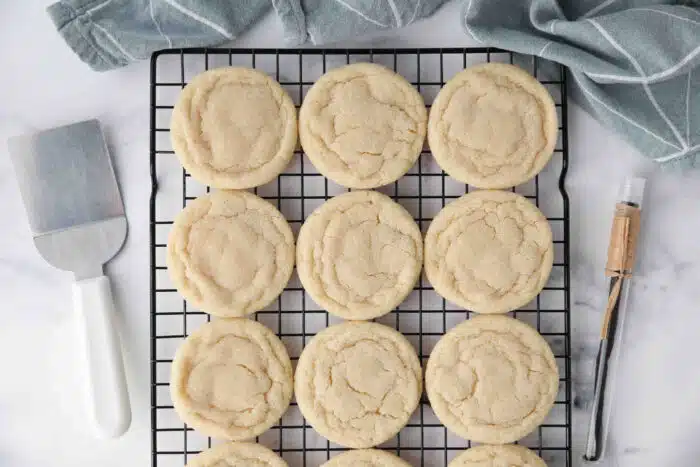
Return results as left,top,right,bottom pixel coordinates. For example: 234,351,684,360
167,189,552,319
171,317,556,463
184,442,548,467
170,62,557,191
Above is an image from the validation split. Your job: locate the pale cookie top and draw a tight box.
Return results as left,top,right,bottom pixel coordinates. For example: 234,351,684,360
426,315,559,444
425,190,553,314
295,321,422,448
322,449,411,467
428,63,558,189
448,444,547,467
296,190,423,320
299,63,427,188
185,442,288,467
171,67,297,189
171,318,293,441
167,190,294,317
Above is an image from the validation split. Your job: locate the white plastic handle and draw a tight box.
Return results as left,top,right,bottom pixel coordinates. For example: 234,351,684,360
73,275,131,438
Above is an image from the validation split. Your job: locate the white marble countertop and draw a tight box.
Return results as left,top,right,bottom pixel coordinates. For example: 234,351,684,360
2,1,700,466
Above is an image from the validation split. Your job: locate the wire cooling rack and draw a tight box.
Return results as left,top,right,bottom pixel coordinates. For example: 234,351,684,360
150,48,572,467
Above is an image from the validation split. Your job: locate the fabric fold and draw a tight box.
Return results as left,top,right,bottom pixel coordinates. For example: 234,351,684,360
48,0,272,71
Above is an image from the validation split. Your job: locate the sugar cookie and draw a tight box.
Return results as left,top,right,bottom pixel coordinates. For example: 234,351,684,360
296,190,422,320
171,67,297,189
428,63,557,188
171,318,293,440
295,321,422,448
449,444,547,467
299,63,427,188
167,190,294,317
185,442,287,467
425,190,552,314
322,449,411,467
426,315,559,444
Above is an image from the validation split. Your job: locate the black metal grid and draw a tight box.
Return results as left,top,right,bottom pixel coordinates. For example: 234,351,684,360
149,48,572,467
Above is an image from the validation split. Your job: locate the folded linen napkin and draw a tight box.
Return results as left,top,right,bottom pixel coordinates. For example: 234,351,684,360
48,0,700,168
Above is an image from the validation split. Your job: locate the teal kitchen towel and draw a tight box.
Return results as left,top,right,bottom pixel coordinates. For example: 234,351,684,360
48,0,699,168
464,0,700,168
47,0,273,71
46,0,445,70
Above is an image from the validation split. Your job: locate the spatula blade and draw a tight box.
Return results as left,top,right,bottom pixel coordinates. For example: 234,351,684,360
9,120,124,234
8,120,126,276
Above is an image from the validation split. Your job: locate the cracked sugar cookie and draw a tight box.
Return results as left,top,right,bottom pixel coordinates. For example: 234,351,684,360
295,321,422,448
185,442,287,467
426,315,559,444
299,63,427,188
171,67,297,189
428,63,558,189
425,190,553,314
167,190,294,317
171,318,293,441
322,449,411,467
449,444,547,467
296,190,422,320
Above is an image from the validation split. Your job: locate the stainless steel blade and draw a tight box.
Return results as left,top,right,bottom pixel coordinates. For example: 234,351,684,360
8,119,127,278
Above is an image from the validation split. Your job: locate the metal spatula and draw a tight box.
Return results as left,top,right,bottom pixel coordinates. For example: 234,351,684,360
9,119,131,438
